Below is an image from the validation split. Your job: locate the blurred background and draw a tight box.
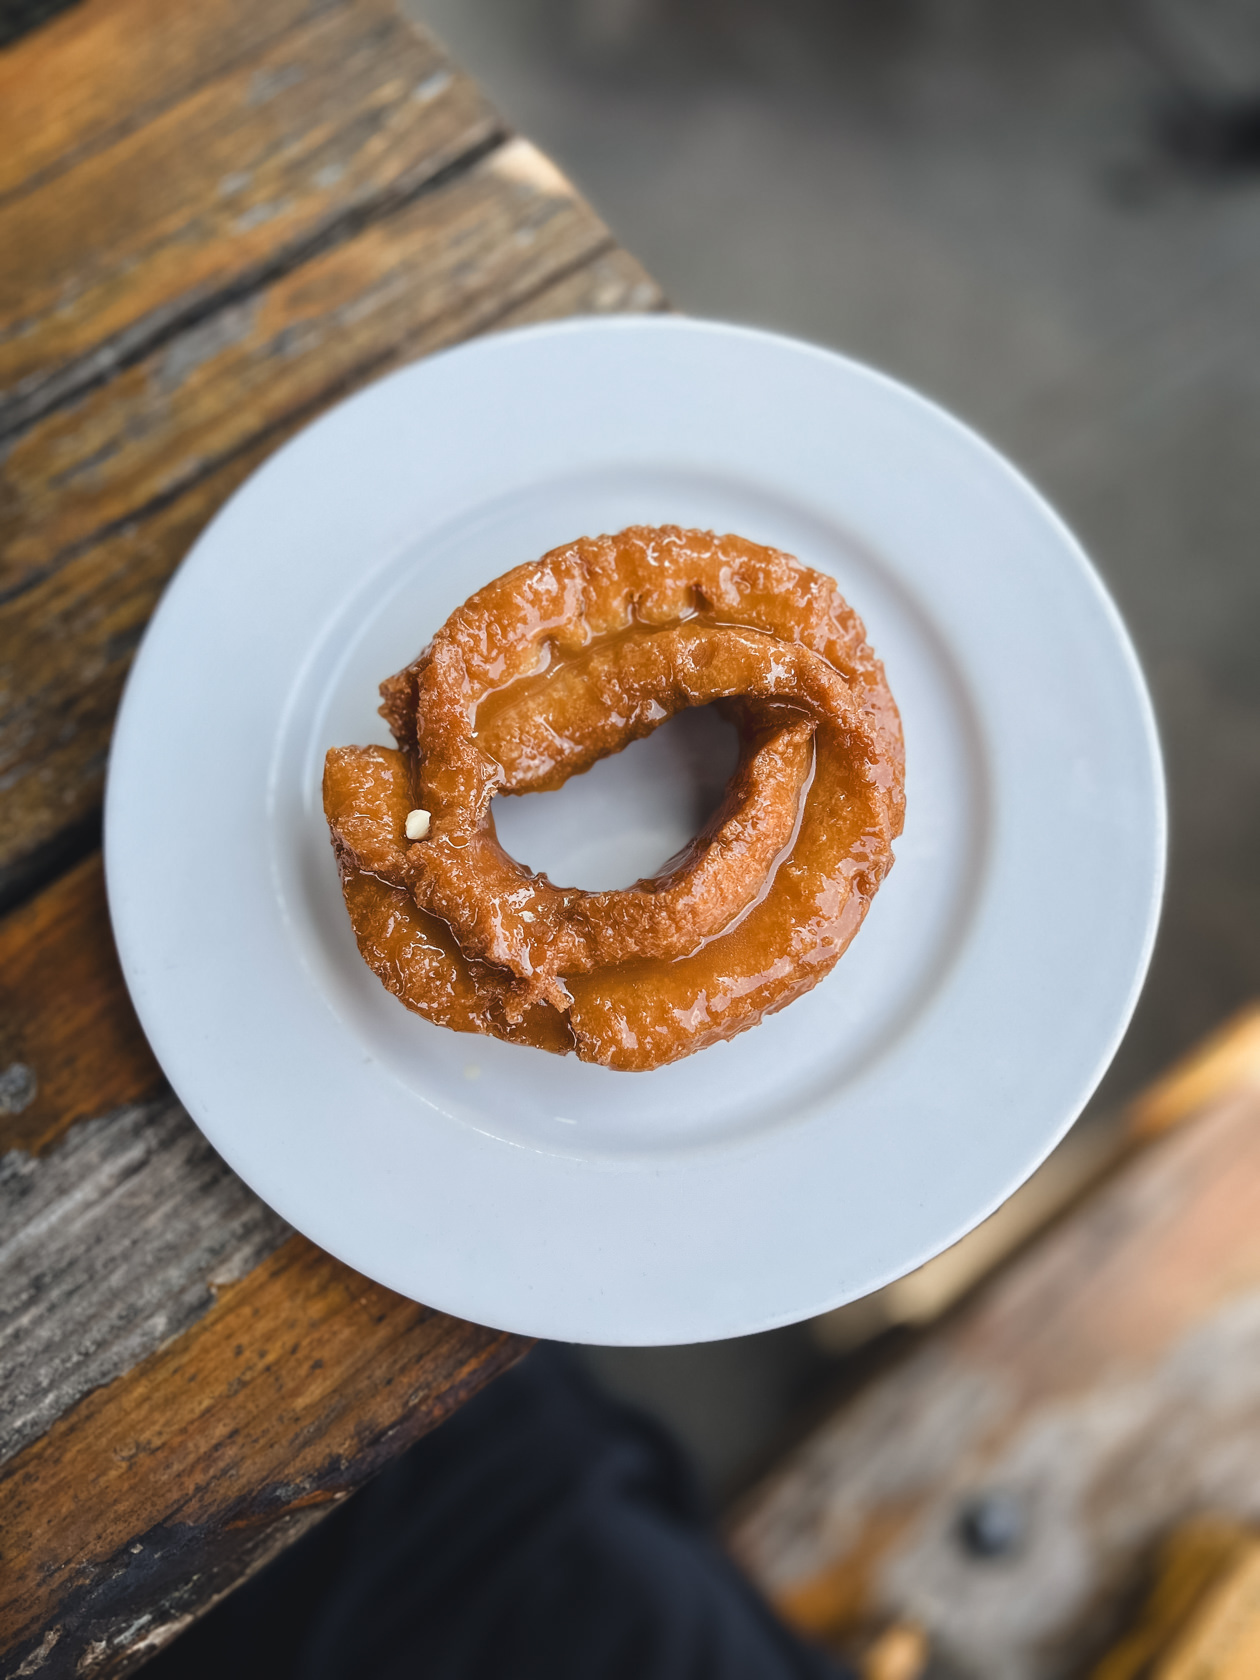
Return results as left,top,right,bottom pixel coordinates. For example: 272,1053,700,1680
410,0,1260,1503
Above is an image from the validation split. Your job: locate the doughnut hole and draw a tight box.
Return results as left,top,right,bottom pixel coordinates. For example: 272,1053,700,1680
491,703,741,891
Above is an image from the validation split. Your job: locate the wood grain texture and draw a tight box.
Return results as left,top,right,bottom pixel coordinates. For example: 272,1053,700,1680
0,1231,528,1676
0,1098,290,1467
729,1036,1260,1680
0,0,320,202
486,243,664,331
0,174,661,895
2,138,613,597
0,0,502,431
0,854,163,1157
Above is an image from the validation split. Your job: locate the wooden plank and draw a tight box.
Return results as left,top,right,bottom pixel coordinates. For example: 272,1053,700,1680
0,1096,290,1467
1128,1001,1260,1138
0,0,320,202
0,1230,528,1675
728,1018,1260,1680
0,161,662,896
0,853,163,1157
1091,1518,1260,1680
0,442,283,908
1,138,611,599
486,243,664,331
0,0,502,432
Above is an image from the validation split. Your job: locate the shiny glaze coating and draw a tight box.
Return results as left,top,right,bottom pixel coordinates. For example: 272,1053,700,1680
323,526,904,1071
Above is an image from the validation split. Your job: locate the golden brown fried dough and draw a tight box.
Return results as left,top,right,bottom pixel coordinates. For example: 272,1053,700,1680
323,526,904,1071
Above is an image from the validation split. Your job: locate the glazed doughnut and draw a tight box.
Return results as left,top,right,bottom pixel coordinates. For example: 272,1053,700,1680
323,526,904,1072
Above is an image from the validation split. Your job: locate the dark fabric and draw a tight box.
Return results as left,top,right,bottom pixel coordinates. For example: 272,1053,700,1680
144,1344,850,1680
0,0,81,48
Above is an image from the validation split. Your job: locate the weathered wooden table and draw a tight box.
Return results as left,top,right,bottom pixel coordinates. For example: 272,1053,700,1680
0,2,661,1671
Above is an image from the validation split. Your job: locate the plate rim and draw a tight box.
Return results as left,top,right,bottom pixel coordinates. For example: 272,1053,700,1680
104,313,1166,1343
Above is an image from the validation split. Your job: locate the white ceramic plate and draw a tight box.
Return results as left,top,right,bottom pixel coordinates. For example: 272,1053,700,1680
105,317,1164,1344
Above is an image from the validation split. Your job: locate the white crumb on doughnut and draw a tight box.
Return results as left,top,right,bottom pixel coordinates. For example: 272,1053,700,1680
405,808,431,840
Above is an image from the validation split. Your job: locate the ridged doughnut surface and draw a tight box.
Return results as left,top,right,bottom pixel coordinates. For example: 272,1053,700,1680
323,526,904,1071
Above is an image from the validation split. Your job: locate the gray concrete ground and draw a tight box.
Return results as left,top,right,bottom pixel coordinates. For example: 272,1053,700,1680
416,0,1260,1496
